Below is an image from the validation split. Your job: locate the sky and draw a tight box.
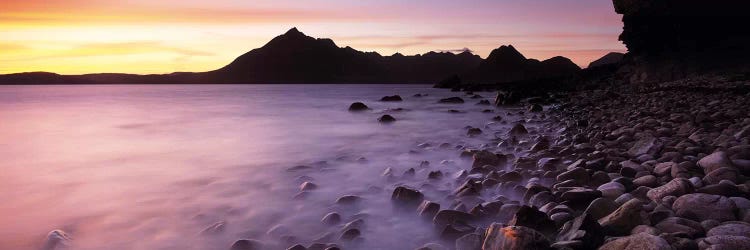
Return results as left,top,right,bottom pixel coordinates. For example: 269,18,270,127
0,0,626,74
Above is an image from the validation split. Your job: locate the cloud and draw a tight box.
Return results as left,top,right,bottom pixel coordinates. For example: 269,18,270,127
2,41,214,62
435,48,474,53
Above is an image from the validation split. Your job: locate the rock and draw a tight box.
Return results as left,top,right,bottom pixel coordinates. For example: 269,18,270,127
585,198,619,220
286,245,306,250
560,188,601,205
467,127,483,136
597,233,671,250
598,199,647,236
300,182,318,191
440,222,475,241
477,100,491,105
339,228,360,241
556,167,589,183
509,206,556,237
42,230,71,250
646,178,694,203
455,233,483,250
418,243,449,250
482,224,550,250
335,195,361,205
707,221,750,238
628,136,660,157
434,210,474,226
428,171,443,180
380,95,403,101
348,102,369,111
471,150,503,168
392,186,424,209
230,239,264,250
439,97,465,104
697,235,750,250
417,200,441,219
200,221,226,235
703,167,742,185
673,193,737,222
378,115,396,123
698,151,736,174
529,104,543,112
321,212,341,225
556,213,605,249
509,123,528,136
654,217,704,238
598,182,626,199
634,175,659,187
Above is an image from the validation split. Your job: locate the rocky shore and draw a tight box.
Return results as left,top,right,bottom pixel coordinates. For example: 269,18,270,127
216,73,749,250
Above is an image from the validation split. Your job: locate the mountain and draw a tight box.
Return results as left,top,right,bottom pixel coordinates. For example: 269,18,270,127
587,52,624,68
0,28,578,85
460,45,581,84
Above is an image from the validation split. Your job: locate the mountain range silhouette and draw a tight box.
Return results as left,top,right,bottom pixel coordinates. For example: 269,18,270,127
0,28,590,84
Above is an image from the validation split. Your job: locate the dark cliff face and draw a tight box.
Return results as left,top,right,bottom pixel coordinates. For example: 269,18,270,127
613,0,750,82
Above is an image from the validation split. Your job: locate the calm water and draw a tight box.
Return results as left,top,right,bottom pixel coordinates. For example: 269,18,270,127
0,84,524,250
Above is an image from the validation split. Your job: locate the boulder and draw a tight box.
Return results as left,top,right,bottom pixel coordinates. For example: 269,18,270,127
482,224,550,250
598,199,647,236
556,213,605,249
509,124,528,136
707,221,750,238
646,178,694,203
433,210,474,226
417,200,441,219
672,193,737,222
598,233,671,250
230,239,264,250
697,235,750,250
471,150,503,168
348,102,369,111
378,115,396,123
698,151,736,174
380,95,403,102
628,136,660,157
654,217,704,238
439,97,465,104
391,186,424,209
509,206,556,237
455,233,483,250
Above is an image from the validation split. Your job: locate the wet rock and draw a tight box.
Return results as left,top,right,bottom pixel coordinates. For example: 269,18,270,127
348,102,369,111
598,199,647,236
417,243,449,250
482,224,550,250
707,221,750,238
339,228,360,241
418,200,441,219
200,221,226,235
392,186,424,209
477,100,491,105
556,213,605,249
380,95,403,102
455,233,483,250
698,151,736,174
585,198,619,220
556,167,589,183
598,233,670,250
646,178,694,203
230,239,264,250
300,182,318,191
560,188,601,205
509,123,528,136
628,136,661,157
673,193,737,222
42,230,71,250
321,212,341,225
703,167,742,185
467,127,483,136
440,222,475,241
509,206,556,237
598,182,626,199
471,150,503,168
634,175,659,187
655,217,704,238
528,104,543,112
286,244,306,250
434,209,474,226
697,235,750,250
378,115,396,123
439,97,465,104
428,171,443,180
335,195,361,205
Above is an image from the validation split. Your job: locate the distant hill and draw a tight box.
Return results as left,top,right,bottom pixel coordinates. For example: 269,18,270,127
0,28,578,85
588,52,625,68
436,45,581,87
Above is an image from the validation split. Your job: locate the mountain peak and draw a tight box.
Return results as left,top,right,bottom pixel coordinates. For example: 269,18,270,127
484,44,527,67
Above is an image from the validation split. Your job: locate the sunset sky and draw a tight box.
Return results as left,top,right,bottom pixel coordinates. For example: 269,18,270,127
1,0,625,74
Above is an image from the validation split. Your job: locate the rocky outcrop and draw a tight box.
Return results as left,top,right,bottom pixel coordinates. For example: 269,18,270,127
613,0,750,83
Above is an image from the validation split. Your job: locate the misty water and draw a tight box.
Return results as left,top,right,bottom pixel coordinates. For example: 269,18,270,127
0,84,546,250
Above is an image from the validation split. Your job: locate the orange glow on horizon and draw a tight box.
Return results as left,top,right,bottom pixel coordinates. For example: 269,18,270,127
0,0,626,74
